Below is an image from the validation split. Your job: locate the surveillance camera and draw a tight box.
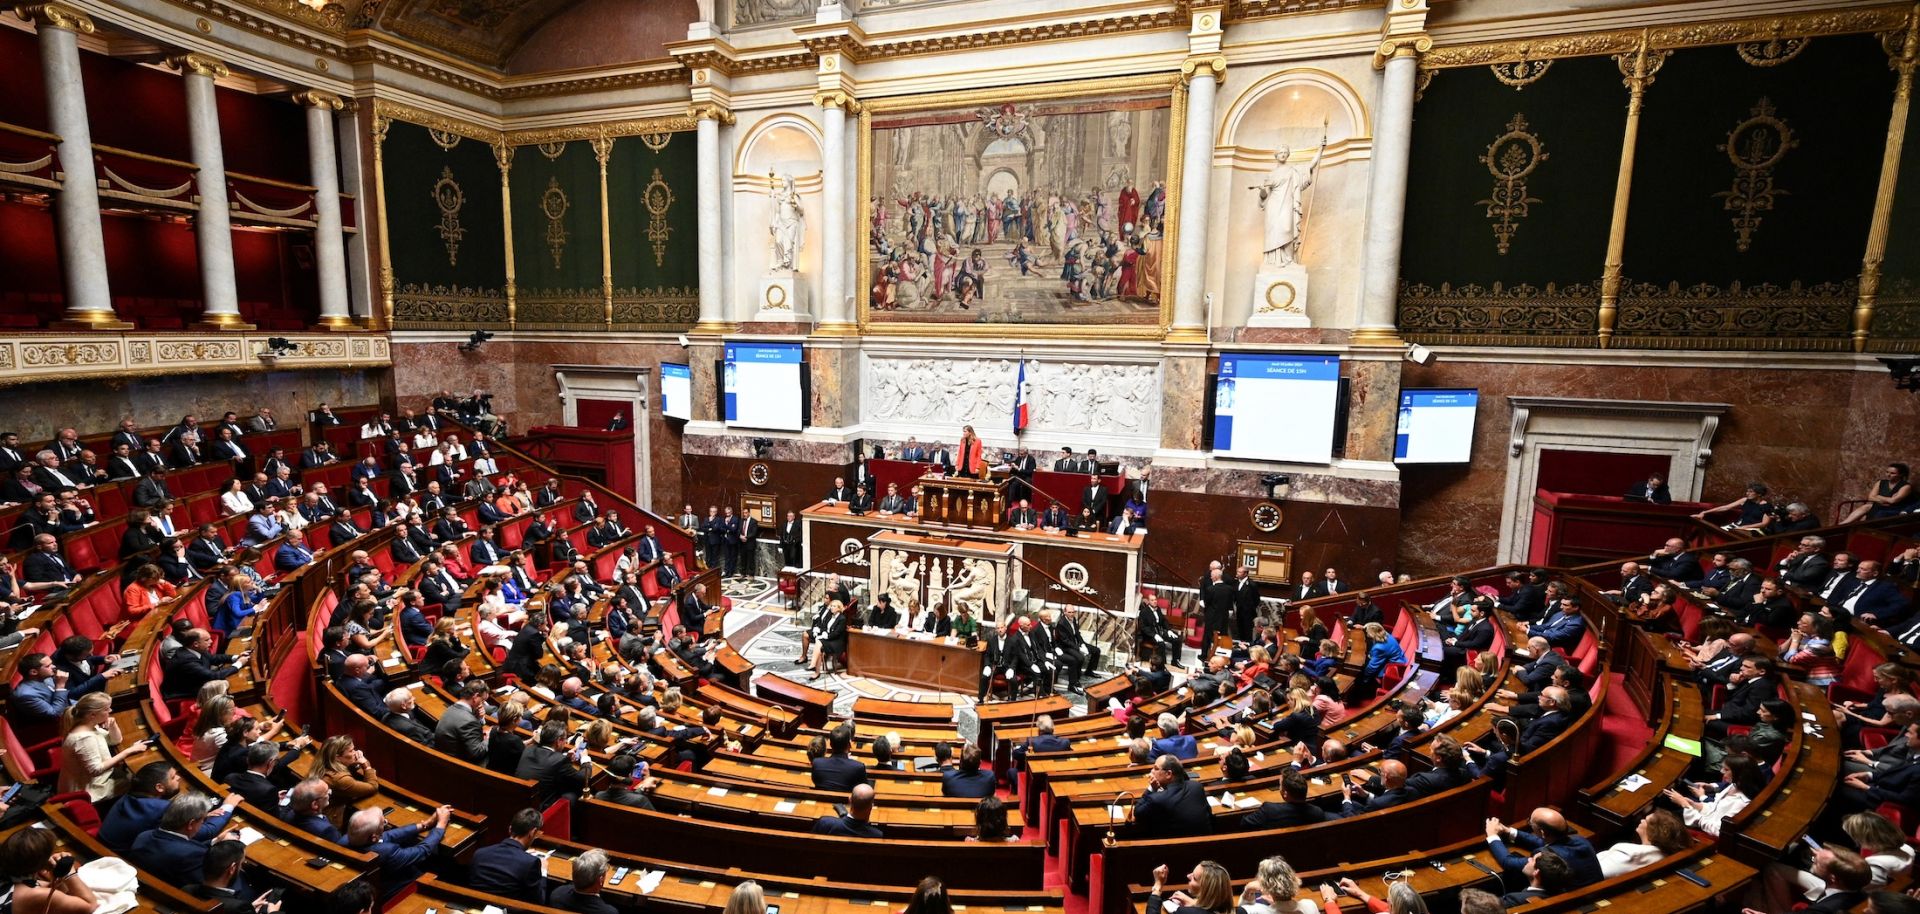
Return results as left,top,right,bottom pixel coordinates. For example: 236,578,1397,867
676,334,691,348
1405,344,1435,366
1260,474,1291,487
1883,358,1920,391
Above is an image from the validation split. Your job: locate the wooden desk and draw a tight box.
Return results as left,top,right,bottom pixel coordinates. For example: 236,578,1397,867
848,628,983,693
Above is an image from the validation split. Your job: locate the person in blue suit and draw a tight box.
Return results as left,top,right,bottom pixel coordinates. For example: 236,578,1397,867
941,743,997,798
101,762,238,853
1149,712,1198,760
345,804,451,893
809,724,870,792
1526,595,1588,650
468,808,548,904
1484,807,1602,888
128,792,238,885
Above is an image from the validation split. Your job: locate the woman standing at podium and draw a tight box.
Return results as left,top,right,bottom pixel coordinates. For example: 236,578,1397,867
956,425,989,479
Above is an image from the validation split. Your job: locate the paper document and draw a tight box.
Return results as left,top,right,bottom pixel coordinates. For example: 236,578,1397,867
1617,774,1651,793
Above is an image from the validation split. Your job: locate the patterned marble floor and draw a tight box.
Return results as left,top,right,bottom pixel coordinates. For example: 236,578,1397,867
716,575,1090,731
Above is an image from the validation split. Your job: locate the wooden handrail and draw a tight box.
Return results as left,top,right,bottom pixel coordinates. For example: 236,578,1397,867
226,168,317,193
0,120,60,143
92,142,197,170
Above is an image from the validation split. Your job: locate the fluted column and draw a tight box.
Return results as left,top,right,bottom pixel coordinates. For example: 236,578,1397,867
691,102,734,333
1352,35,1430,347
24,4,124,328
171,53,248,329
816,93,852,329
292,90,353,329
1597,34,1667,348
1856,10,1920,352
1167,56,1222,343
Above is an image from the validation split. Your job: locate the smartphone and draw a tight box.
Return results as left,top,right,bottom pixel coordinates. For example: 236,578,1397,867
1672,869,1710,888
1801,835,1822,850
51,856,76,880
262,889,285,904
766,906,780,914
2,784,23,803
305,856,333,869
273,709,287,721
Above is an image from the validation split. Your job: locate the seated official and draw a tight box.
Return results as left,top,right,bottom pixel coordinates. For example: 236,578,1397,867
811,784,884,838
1150,712,1198,760
595,754,659,810
380,688,437,743
1241,768,1329,831
550,849,620,914
469,808,549,904
128,792,234,885
941,743,997,798
1485,807,1603,887
344,804,451,893
186,838,261,914
811,724,870,791
101,761,238,853
1134,755,1211,837
1499,850,1572,909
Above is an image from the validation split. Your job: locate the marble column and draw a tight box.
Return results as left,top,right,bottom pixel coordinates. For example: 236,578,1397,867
1168,58,1221,342
295,90,354,329
173,54,245,329
845,105,860,318
1353,39,1428,347
26,4,123,328
692,104,732,332
818,97,849,328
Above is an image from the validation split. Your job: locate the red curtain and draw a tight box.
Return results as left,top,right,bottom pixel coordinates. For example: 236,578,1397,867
0,200,62,326
0,27,47,131
216,86,311,183
1536,449,1672,497
575,399,629,431
80,52,191,164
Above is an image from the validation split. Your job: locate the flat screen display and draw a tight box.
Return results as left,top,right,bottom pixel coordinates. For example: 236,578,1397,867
660,362,691,421
723,343,804,431
1211,353,1340,464
1394,389,1479,464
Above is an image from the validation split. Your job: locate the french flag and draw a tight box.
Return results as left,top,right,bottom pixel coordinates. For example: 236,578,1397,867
1013,360,1031,433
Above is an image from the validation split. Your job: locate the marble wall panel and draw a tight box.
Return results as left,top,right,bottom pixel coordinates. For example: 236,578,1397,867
1160,353,1206,451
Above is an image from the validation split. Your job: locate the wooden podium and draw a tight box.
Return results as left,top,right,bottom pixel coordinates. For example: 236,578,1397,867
917,474,1008,530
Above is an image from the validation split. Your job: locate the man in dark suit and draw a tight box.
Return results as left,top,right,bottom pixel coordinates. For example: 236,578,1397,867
700,506,726,571
335,653,392,717
779,511,803,568
224,740,303,810
1776,537,1833,591
1230,564,1260,643
811,784,884,838
1336,759,1419,817
810,725,870,791
135,438,170,475
1706,657,1774,740
1496,570,1546,621
1009,447,1038,496
389,465,421,499
100,762,238,853
1134,755,1210,837
468,808,548,904
1037,500,1070,531
160,629,241,701
106,442,143,480
1081,479,1109,521
517,720,588,807
1623,473,1671,503
1107,506,1144,535
1708,558,1760,611
389,522,426,566
1199,565,1234,650
1846,561,1913,628
1241,768,1328,830
1136,596,1178,662
22,533,79,596
1497,851,1570,909
434,681,491,763
737,511,761,578
940,743,997,798
1486,807,1603,888
1640,537,1701,582
1602,560,1653,606
128,792,236,885
1293,570,1328,602
381,688,437,744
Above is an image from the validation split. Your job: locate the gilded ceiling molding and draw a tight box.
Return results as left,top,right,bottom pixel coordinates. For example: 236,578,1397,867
370,97,502,143
14,2,96,32
291,88,346,110
858,10,1185,61
168,51,231,78
214,0,346,33
496,68,687,100
504,116,699,147
1225,0,1380,23
1422,4,1911,69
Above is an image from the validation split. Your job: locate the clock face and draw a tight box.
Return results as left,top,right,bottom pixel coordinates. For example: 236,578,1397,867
748,462,770,486
1250,502,1283,532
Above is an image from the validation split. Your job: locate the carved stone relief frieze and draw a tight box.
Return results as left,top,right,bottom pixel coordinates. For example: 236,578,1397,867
860,354,1161,448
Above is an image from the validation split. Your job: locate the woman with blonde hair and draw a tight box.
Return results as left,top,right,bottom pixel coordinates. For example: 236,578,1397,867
1843,810,1914,886
191,695,238,771
1452,664,1486,699
1229,724,1258,752
1148,861,1234,914
661,686,685,715
1297,607,1328,655
582,718,616,753
723,881,766,914
58,692,146,801
1241,855,1317,914
1471,649,1500,682
317,735,381,823
1236,646,1272,691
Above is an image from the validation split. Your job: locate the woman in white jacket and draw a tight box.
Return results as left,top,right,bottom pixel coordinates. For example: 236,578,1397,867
1596,809,1694,878
1662,756,1770,837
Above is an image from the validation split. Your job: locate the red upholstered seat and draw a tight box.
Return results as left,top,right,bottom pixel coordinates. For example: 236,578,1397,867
50,791,101,835
540,797,572,840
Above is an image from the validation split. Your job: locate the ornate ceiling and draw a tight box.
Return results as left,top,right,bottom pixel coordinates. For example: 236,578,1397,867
373,0,580,69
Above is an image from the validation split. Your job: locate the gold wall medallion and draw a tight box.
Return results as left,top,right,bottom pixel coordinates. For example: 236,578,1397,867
537,141,567,161
1477,113,1547,255
1259,280,1301,314
541,177,570,269
639,132,672,153
1715,97,1796,252
432,166,466,266
644,168,675,268
428,128,463,151
1736,35,1810,66
1490,58,1552,88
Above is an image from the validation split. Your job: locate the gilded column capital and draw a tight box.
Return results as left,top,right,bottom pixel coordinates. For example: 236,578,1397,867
589,135,614,166
1887,6,1920,80
813,89,861,113
1373,34,1432,69
168,52,229,79
491,141,514,174
292,89,346,111
1179,55,1226,86
13,2,93,33
688,101,736,125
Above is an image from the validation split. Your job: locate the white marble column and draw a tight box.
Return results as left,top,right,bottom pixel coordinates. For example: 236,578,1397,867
28,4,122,328
845,106,860,316
1168,58,1221,341
174,54,245,328
818,99,849,327
296,90,353,329
333,102,374,324
1353,43,1426,346
693,105,730,331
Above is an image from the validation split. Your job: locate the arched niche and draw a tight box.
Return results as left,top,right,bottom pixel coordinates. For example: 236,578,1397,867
1214,70,1369,331
733,114,826,317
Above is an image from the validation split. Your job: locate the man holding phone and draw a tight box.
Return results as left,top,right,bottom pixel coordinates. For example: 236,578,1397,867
188,839,279,914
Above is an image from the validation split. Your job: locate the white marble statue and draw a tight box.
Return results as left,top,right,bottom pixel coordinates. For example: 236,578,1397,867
1254,140,1326,269
944,558,995,622
767,172,805,272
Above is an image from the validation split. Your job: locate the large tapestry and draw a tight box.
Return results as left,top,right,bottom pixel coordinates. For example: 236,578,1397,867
607,132,699,330
865,87,1172,328
1616,34,1891,349
1398,55,1627,346
510,139,605,327
383,118,509,329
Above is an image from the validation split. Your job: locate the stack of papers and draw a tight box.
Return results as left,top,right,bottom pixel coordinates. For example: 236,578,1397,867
637,871,665,895
1617,774,1651,793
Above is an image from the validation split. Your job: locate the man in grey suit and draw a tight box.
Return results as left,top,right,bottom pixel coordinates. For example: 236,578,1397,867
434,681,491,763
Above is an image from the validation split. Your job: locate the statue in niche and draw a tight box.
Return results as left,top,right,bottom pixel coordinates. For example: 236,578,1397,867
1254,138,1326,269
767,172,805,272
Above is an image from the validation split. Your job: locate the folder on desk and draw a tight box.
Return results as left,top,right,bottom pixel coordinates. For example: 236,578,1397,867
1662,734,1702,757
